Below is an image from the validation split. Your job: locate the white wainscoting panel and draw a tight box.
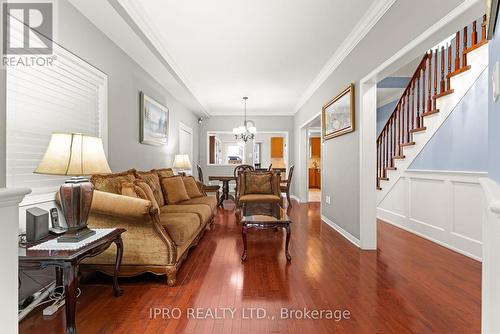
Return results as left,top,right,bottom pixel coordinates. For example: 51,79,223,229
479,178,500,333
378,170,485,261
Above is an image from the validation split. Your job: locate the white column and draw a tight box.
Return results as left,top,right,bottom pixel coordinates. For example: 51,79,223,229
359,81,377,250
479,178,500,333
0,188,31,334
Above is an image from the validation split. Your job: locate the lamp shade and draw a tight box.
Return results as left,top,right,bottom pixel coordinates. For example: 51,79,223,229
173,154,192,169
35,133,111,176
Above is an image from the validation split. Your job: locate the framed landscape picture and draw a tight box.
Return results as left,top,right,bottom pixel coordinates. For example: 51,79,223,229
322,84,355,141
140,92,169,146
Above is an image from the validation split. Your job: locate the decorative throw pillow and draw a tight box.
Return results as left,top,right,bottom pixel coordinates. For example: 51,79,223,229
183,176,203,198
244,172,273,195
135,170,165,207
134,180,159,210
155,168,175,178
91,169,136,194
160,175,190,204
121,182,139,198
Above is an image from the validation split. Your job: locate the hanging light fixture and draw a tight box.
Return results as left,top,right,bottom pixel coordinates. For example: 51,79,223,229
232,96,256,142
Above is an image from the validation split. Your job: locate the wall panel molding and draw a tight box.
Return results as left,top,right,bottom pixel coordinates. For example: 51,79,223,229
378,170,486,261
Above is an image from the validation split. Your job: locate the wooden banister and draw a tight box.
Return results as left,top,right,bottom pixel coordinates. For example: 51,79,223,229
376,16,486,190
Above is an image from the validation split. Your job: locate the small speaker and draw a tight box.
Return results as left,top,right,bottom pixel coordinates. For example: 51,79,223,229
26,207,49,242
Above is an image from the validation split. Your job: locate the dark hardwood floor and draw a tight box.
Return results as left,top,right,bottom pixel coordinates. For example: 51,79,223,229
20,202,481,334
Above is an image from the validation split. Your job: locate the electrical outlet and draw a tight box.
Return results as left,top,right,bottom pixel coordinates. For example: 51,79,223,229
325,196,331,204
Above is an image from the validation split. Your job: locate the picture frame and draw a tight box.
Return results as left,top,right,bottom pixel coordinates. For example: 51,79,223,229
140,92,169,146
487,0,500,40
322,83,355,141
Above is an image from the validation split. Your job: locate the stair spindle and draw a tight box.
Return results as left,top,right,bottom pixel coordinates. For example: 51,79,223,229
434,49,438,108
447,44,452,90
377,139,380,183
393,113,397,162
416,70,421,128
383,128,387,177
472,20,477,46
411,80,415,137
440,46,445,93
389,116,394,167
482,14,487,42
401,96,405,147
427,51,432,112
455,31,460,71
463,26,468,67
397,104,401,156
406,90,410,143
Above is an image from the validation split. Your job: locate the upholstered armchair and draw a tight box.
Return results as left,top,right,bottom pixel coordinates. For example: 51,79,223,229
236,171,283,212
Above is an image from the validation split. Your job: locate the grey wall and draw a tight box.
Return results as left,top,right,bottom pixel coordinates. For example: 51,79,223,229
53,1,200,172
292,0,484,240
410,69,488,171
200,115,294,181
377,99,398,135
489,18,500,183
0,66,5,188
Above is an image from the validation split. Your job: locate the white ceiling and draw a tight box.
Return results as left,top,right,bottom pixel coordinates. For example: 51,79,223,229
115,0,380,116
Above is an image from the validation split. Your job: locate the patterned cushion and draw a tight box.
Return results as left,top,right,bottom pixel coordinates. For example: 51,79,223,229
155,168,175,178
91,169,136,194
120,182,140,198
183,176,203,199
160,175,190,204
135,170,165,207
134,180,159,210
244,172,273,194
159,213,200,246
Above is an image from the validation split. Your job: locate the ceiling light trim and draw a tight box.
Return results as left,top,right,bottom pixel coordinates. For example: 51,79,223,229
294,0,397,113
116,0,211,116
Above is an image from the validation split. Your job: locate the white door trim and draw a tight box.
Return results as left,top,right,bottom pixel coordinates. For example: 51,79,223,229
299,112,321,203
179,121,194,168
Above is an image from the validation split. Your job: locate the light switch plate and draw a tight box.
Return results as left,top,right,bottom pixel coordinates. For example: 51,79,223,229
325,196,331,204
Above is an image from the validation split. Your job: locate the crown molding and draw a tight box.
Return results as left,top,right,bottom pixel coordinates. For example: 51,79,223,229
115,0,210,116
294,0,397,113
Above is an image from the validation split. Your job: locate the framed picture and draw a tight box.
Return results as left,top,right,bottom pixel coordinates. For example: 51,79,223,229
322,83,355,141
487,0,500,39
140,92,169,146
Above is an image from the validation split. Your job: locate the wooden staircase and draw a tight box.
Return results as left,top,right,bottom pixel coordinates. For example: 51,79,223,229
376,16,488,197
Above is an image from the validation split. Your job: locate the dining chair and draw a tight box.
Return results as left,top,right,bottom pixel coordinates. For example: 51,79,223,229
280,165,294,207
197,164,220,203
233,164,254,200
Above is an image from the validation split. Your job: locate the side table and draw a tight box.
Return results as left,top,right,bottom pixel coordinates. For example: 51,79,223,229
19,228,126,334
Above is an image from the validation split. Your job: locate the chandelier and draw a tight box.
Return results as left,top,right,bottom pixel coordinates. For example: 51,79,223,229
232,96,256,142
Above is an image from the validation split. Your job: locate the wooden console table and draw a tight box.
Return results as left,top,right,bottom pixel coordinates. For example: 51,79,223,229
18,228,125,334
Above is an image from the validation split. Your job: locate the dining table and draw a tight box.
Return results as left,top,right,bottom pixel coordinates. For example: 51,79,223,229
208,175,237,207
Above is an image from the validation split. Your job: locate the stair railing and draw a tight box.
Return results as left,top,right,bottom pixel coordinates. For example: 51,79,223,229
376,15,487,190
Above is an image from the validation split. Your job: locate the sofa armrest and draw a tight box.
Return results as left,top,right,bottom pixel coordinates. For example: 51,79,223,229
196,180,208,196
91,190,154,219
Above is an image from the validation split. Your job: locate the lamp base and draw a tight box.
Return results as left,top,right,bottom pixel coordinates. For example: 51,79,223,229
57,227,96,243
57,177,95,243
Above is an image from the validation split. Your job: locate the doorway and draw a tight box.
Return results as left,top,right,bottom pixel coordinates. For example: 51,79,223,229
179,122,194,173
308,129,321,202
299,114,322,203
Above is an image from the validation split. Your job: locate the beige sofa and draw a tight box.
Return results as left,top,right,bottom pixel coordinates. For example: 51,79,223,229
79,168,216,286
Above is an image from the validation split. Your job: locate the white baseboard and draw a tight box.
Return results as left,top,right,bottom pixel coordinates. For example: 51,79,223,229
378,212,482,262
321,214,360,247
290,195,302,203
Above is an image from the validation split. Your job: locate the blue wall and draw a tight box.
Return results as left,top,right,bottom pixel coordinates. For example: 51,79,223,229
410,69,488,171
489,24,500,182
377,99,398,135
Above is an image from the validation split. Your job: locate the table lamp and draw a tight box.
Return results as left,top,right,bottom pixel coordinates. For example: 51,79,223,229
173,154,192,175
35,133,112,242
